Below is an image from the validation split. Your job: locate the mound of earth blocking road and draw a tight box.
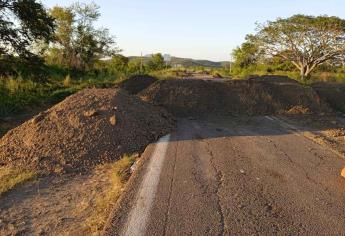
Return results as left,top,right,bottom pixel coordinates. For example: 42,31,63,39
118,75,158,94
312,82,345,113
139,78,330,116
0,88,175,173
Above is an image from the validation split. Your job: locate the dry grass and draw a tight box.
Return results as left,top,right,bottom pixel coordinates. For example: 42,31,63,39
0,167,37,195
83,154,137,235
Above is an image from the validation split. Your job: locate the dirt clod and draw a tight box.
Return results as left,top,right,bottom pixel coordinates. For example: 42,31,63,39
0,88,174,173
84,109,98,117
109,115,117,126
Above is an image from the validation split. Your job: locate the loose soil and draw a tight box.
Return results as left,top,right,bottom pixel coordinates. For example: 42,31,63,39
312,82,345,113
0,88,174,173
282,114,345,156
139,78,330,116
118,75,158,95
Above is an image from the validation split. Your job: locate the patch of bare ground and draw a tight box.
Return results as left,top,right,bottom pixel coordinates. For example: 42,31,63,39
0,154,137,236
281,114,345,157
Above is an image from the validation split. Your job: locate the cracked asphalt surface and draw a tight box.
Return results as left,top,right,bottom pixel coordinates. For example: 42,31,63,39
104,116,345,236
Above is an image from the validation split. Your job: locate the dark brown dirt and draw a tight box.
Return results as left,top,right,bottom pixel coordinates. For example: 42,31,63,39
119,75,158,94
0,88,174,173
247,75,299,84
312,82,345,113
139,79,330,116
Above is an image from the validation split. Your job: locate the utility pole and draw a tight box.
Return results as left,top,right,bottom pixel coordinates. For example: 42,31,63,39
140,52,143,74
229,54,232,74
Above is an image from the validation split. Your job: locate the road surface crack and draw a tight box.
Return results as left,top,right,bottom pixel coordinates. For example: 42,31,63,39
162,141,178,236
202,140,225,236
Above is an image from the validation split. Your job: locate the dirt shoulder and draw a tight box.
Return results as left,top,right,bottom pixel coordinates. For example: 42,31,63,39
279,114,345,157
0,155,136,235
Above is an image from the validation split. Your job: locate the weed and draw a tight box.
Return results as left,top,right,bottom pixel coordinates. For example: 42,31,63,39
83,154,137,234
0,167,37,195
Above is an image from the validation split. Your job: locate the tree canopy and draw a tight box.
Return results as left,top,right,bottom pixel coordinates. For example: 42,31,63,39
0,0,55,58
47,2,118,70
147,53,165,71
232,36,261,69
253,15,345,80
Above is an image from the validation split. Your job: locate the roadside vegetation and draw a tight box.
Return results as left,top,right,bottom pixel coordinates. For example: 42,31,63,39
230,15,345,83
0,1,168,123
83,154,137,234
0,167,37,196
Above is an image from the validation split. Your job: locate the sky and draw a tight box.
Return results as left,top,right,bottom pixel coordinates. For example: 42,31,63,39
43,0,345,61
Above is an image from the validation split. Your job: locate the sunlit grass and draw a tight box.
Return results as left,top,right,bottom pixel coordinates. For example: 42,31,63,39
83,154,137,235
0,167,37,195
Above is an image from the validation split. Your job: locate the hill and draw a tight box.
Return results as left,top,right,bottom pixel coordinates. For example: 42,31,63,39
129,56,228,68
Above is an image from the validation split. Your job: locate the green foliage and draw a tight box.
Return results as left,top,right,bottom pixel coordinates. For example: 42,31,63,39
47,2,119,71
128,58,143,74
147,53,165,71
232,38,261,69
109,55,129,73
0,0,54,58
254,14,345,80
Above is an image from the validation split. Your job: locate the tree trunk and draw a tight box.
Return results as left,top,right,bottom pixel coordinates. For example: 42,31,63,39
300,66,306,81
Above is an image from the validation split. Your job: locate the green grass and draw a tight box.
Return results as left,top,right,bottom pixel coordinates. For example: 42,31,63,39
0,75,120,119
0,167,37,195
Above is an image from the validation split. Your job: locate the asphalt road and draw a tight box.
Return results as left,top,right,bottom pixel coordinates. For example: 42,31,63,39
104,116,345,236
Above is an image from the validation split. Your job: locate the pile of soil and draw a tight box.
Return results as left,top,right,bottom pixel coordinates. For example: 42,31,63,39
118,75,158,94
247,75,299,84
0,88,174,173
139,78,330,116
312,82,345,113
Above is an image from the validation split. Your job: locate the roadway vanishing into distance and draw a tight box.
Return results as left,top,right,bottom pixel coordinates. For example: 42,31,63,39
104,116,345,236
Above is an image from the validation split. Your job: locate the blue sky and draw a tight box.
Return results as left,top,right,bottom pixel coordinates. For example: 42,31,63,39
43,0,345,61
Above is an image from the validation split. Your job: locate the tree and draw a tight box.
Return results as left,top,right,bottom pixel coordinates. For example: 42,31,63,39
47,2,119,70
0,0,54,58
48,6,74,67
128,58,142,74
232,36,261,68
109,54,129,73
147,53,165,71
253,15,345,80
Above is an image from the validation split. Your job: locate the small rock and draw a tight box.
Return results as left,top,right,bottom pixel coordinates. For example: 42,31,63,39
8,223,15,231
109,115,117,126
32,113,45,124
240,169,245,174
341,167,345,178
84,109,98,117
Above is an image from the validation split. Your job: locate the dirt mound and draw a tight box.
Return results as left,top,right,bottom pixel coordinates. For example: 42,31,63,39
118,75,158,94
139,79,329,116
312,82,345,113
247,75,299,84
0,89,174,173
